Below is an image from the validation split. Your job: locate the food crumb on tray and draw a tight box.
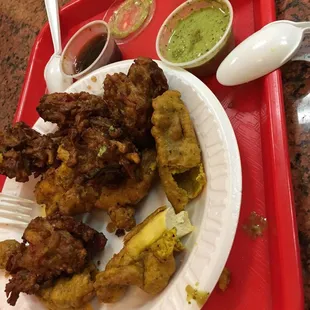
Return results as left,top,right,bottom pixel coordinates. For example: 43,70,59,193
218,267,231,292
243,211,267,238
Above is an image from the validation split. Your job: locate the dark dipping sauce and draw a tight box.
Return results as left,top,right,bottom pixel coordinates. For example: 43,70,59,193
74,34,107,74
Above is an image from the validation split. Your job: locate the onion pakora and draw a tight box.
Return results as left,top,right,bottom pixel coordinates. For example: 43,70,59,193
1,214,107,306
103,57,168,147
151,90,206,213
0,122,57,182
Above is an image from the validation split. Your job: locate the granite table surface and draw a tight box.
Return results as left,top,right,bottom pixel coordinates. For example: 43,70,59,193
0,0,309,308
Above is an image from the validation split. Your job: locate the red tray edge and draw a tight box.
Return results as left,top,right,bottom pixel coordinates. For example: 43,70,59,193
259,0,304,309
13,0,304,309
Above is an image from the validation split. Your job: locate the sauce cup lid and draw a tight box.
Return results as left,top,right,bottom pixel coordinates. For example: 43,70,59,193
156,0,234,69
61,20,114,80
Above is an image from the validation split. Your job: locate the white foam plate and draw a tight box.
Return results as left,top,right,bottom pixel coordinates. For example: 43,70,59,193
0,60,242,310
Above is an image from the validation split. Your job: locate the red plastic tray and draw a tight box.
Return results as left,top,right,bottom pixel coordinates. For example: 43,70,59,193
0,0,304,309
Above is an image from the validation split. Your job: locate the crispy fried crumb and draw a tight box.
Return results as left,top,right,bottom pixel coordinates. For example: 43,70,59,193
218,267,231,292
115,229,125,237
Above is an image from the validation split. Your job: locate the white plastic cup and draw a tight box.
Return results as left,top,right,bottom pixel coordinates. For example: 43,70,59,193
61,20,122,79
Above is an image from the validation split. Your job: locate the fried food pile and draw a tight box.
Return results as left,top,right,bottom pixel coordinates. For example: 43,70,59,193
0,214,107,306
0,58,208,309
94,207,192,303
0,57,168,230
151,90,206,213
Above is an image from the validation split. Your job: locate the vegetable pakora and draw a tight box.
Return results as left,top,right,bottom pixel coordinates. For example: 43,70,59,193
151,90,206,213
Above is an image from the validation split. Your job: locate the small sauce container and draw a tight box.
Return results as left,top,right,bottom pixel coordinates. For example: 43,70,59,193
156,0,234,77
61,20,122,79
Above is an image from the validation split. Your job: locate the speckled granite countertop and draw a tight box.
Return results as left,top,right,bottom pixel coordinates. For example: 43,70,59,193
276,0,310,308
0,0,309,308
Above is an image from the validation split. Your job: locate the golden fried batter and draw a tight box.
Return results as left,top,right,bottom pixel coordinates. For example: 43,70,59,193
35,163,98,216
95,148,157,230
151,90,206,213
0,240,20,269
94,207,185,303
218,267,231,292
38,265,97,310
95,149,157,210
95,228,179,303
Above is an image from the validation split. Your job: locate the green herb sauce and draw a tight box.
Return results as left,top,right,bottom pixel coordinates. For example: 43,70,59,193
166,4,230,63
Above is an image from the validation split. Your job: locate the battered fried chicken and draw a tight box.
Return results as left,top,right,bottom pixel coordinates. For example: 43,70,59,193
103,57,168,146
35,135,143,217
0,122,57,182
151,90,206,213
4,215,107,306
96,148,157,230
94,207,186,303
38,264,97,310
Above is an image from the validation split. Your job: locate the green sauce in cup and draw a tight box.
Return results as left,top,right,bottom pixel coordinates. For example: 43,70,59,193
166,4,230,63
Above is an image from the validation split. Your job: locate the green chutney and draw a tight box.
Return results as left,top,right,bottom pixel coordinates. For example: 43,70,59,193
166,3,230,63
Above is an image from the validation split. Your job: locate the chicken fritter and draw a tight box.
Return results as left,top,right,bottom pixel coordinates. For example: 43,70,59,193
35,163,98,216
35,144,147,218
38,264,97,310
0,122,57,182
96,148,157,231
96,148,157,209
4,215,107,306
35,125,143,216
0,240,20,269
94,228,180,303
103,57,168,146
94,207,190,303
151,90,206,213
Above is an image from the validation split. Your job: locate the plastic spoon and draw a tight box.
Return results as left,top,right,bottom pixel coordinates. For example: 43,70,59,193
44,0,72,93
216,20,310,86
